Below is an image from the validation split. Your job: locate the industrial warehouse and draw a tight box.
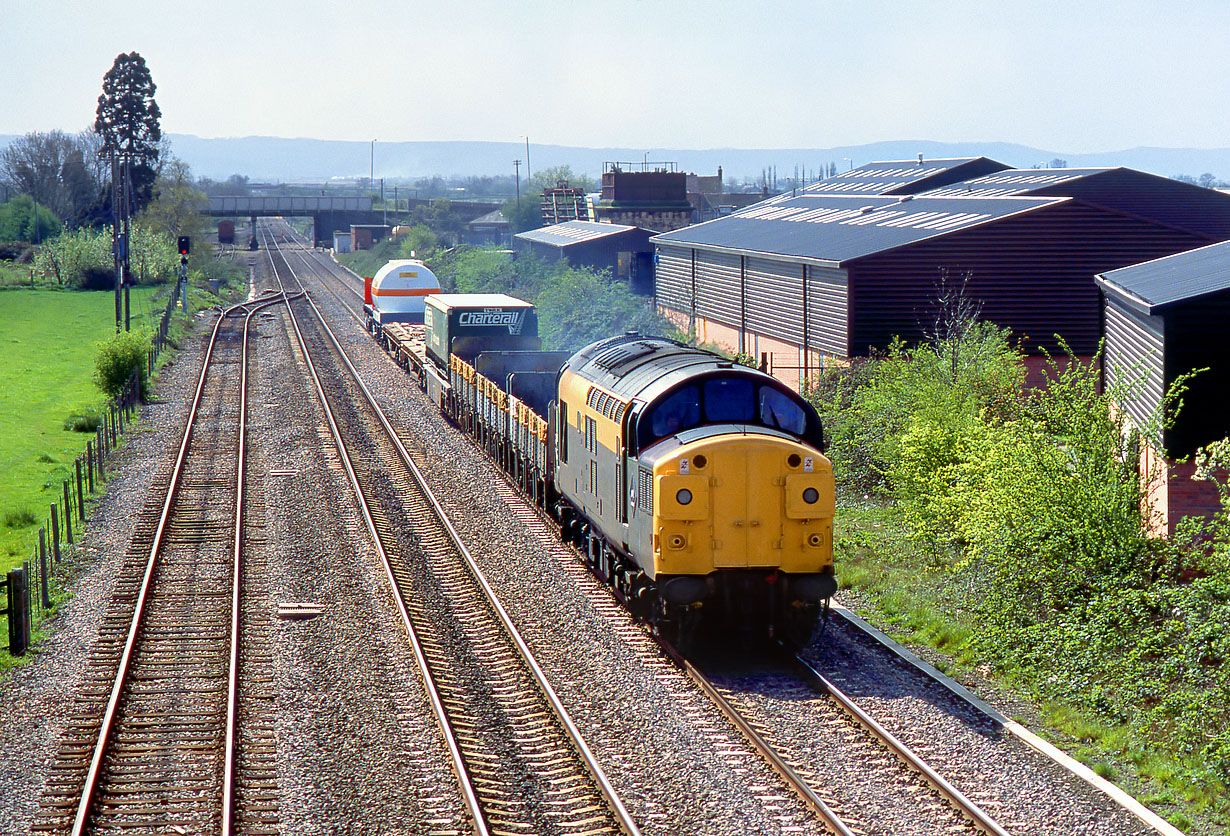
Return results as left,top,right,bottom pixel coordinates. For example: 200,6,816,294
651,157,1230,388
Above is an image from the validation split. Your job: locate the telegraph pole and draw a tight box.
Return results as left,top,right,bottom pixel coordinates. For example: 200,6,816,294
514,160,521,210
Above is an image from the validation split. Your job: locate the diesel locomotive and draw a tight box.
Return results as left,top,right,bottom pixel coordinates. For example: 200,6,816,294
363,271,836,644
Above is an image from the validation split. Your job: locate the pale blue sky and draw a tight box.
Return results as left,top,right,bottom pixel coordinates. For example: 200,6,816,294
3,0,1227,153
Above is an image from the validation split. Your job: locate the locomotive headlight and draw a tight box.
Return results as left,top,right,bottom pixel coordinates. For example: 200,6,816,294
802,487,819,504
676,488,693,505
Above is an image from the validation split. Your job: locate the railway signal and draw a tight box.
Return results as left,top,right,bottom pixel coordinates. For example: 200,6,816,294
177,236,191,255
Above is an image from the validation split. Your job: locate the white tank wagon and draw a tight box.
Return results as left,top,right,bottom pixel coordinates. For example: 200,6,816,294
363,259,442,328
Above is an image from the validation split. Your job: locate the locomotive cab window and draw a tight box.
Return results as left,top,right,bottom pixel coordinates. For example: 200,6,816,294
640,373,825,449
650,385,700,437
759,387,806,436
704,378,754,422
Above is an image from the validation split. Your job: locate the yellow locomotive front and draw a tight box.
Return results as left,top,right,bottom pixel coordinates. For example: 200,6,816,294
650,434,834,576
553,335,836,645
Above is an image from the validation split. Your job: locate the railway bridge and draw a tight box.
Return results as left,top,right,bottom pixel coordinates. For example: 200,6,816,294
205,196,377,247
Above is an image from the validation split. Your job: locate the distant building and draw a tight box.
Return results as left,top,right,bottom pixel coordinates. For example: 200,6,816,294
350,224,390,251
465,209,510,245
685,166,770,222
652,157,1230,389
514,220,655,294
593,162,693,233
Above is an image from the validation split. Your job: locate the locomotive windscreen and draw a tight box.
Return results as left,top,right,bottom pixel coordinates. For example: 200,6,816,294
639,372,818,449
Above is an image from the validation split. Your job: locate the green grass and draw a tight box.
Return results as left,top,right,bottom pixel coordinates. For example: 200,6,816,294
834,499,1230,835
0,285,162,570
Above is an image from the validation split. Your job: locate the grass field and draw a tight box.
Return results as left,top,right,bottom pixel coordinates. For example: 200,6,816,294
0,286,163,570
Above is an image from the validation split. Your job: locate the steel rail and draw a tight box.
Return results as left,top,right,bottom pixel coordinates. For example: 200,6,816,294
265,229,643,836
221,293,293,834
794,654,1014,836
70,296,264,836
676,658,857,836
262,232,489,836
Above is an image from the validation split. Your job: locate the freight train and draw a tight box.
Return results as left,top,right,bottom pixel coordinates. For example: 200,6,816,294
363,261,836,645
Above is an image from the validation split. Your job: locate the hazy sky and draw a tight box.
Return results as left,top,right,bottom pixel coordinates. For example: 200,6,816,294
3,0,1227,153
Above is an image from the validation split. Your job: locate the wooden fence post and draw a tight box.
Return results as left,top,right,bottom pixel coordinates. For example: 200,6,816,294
50,504,61,564
7,567,29,655
63,482,73,545
86,442,95,494
76,459,86,521
38,531,50,609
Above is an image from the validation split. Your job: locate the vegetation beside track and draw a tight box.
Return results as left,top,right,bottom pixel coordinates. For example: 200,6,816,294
0,262,244,658
340,240,676,351
0,287,163,569
808,318,1230,834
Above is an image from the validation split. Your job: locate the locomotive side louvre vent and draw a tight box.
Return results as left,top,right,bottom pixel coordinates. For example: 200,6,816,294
638,468,653,511
613,403,626,422
587,387,601,409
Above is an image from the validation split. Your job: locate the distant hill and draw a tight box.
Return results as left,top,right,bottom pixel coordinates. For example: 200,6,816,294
6,132,1230,184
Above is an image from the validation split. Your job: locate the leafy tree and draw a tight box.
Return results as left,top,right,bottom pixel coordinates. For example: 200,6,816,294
142,158,206,241
94,51,162,214
0,195,61,243
500,165,598,233
0,130,100,223
396,224,437,258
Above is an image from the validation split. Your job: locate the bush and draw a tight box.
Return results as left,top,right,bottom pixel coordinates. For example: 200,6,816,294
63,410,102,432
35,221,176,287
95,331,149,398
0,240,33,261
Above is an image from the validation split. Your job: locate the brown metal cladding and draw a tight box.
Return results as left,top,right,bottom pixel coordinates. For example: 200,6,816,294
848,201,1212,357
1032,169,1230,239
654,245,693,314
1103,300,1165,443
805,265,850,357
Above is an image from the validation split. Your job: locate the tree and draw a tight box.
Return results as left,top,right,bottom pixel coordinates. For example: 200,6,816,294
0,194,61,243
94,51,162,214
142,158,206,240
0,130,98,223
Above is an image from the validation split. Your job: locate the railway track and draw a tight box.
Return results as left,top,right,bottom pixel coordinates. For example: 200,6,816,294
35,294,288,835
264,232,642,836
687,651,1013,836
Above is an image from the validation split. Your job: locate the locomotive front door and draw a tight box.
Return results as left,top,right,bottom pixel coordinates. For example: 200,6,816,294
711,443,782,568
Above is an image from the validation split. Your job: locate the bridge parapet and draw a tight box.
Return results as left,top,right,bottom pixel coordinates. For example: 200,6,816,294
206,195,374,215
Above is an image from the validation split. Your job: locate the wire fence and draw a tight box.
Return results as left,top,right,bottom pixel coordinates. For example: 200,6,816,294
4,282,182,657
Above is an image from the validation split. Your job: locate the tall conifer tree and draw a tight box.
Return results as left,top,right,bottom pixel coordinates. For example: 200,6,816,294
94,51,162,213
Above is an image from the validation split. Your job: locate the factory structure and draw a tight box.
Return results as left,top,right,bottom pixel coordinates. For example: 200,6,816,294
651,156,1230,532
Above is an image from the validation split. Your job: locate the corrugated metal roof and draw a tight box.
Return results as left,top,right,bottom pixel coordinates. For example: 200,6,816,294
1097,239,1230,312
515,220,636,247
798,157,1009,197
921,168,1113,197
652,193,1066,265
